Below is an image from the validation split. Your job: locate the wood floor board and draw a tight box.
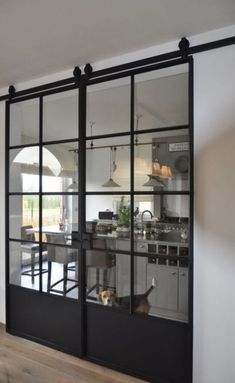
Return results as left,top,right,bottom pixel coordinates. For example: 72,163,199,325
0,324,145,383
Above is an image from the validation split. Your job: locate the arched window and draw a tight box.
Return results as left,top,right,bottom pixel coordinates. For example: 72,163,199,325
13,146,62,193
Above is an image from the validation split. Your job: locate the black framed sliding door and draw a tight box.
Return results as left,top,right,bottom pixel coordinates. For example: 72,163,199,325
83,58,193,383
6,56,193,383
6,87,83,355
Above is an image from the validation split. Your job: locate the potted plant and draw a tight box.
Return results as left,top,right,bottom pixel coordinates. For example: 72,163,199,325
116,196,130,238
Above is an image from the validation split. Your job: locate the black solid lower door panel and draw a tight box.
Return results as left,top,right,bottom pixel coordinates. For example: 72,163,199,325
8,285,82,356
7,286,191,383
86,304,191,383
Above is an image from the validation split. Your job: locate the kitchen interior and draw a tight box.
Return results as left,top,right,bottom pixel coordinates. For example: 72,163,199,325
9,63,190,322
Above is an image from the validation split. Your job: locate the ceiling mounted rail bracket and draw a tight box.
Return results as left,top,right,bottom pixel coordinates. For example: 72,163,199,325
178,37,190,58
84,63,93,80
8,85,16,100
73,66,82,85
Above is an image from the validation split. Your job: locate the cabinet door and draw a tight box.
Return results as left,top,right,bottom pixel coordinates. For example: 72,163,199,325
116,254,130,297
147,265,178,312
134,256,147,294
178,268,188,315
115,240,130,296
116,239,130,252
116,255,147,297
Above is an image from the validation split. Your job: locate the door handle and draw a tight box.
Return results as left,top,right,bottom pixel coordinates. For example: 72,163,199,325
71,231,92,249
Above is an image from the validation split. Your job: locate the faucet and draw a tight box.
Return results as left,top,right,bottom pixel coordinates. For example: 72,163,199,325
141,210,153,235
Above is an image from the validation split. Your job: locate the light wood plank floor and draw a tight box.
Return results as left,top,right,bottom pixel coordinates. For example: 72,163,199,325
0,324,145,383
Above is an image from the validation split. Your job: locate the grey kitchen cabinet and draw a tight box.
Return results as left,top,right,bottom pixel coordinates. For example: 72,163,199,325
134,256,148,294
178,268,188,314
116,239,130,252
116,254,147,297
116,239,147,297
147,265,178,312
116,239,130,297
147,263,188,321
113,238,189,321
116,255,130,297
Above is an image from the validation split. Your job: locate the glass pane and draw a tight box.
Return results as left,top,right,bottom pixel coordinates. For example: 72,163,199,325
10,147,39,193
86,195,131,251
10,240,40,290
133,195,189,245
134,255,188,322
87,77,130,136
135,64,188,131
43,89,78,142
9,195,39,240
42,195,78,245
42,242,79,300
134,129,189,191
86,136,130,192
10,99,39,146
42,142,78,193
86,251,130,312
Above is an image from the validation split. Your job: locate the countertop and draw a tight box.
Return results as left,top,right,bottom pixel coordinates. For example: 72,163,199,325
96,231,188,247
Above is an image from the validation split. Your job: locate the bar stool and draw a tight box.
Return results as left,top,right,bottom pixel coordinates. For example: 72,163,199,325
21,225,47,283
46,233,78,296
86,237,115,298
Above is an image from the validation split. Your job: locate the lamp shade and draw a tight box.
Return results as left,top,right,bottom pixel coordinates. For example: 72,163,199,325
67,180,78,191
102,178,120,187
143,174,164,188
152,160,161,176
160,165,172,179
101,146,121,188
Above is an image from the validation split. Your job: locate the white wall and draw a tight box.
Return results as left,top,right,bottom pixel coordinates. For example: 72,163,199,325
0,102,5,324
0,23,235,383
193,46,235,383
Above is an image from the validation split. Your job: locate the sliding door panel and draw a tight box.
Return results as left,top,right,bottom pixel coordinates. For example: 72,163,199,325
84,61,192,383
7,88,81,355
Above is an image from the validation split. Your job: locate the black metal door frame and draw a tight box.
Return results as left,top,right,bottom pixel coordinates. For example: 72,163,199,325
5,54,194,383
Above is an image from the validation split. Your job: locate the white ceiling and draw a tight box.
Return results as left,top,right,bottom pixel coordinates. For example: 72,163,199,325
0,0,235,88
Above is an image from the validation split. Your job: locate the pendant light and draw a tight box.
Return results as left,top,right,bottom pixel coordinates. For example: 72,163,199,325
152,144,162,177
134,114,148,174
89,121,95,148
143,143,172,188
67,149,78,191
142,174,165,188
102,146,120,187
153,143,172,179
160,165,172,179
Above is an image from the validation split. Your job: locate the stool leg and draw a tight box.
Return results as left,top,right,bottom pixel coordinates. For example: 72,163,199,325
63,264,68,296
96,268,100,294
31,252,35,284
21,250,23,270
47,261,52,292
103,269,108,290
